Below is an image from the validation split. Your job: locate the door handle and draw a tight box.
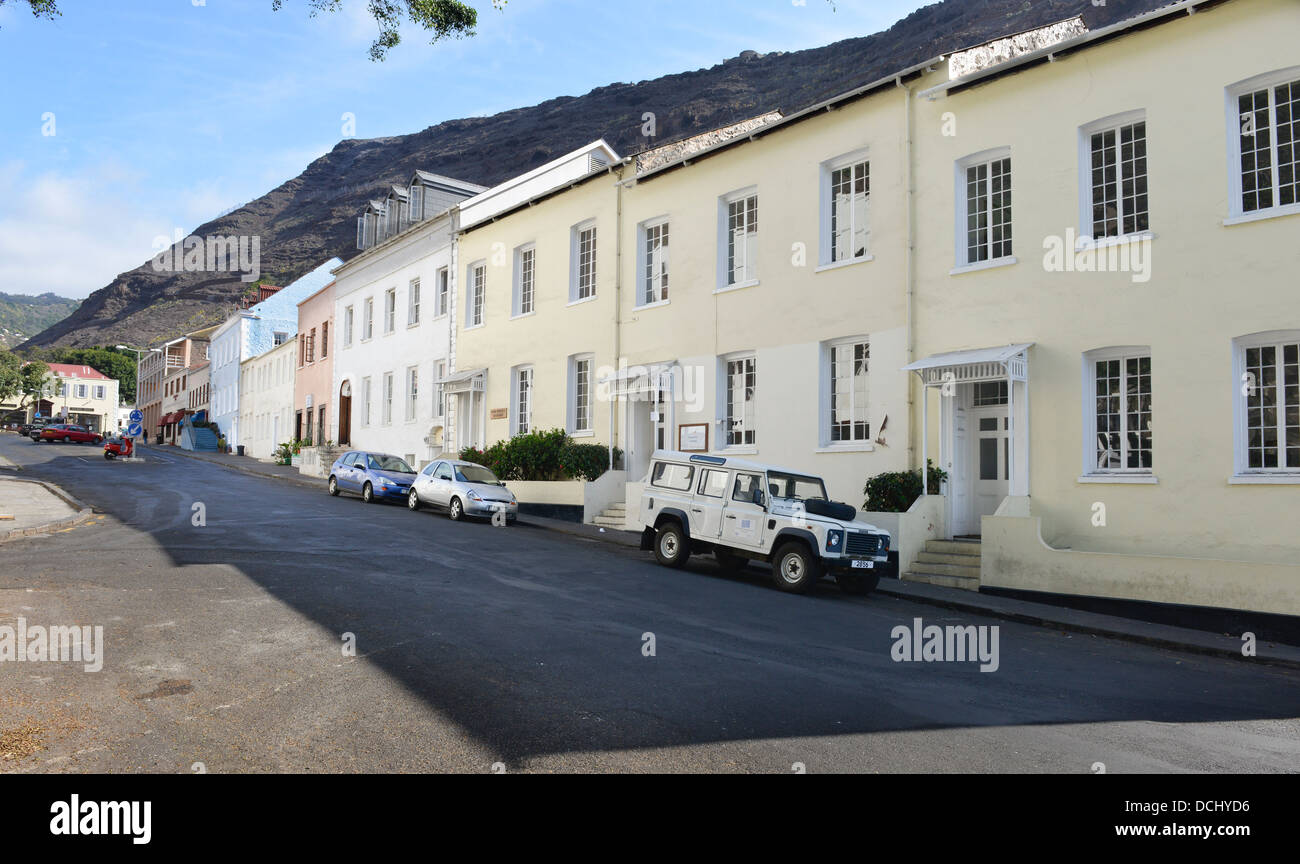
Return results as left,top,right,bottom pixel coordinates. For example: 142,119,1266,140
725,515,737,520
691,508,702,513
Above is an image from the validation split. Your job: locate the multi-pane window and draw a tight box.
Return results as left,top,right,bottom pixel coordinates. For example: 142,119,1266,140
515,366,533,435
95,385,105,399
408,278,420,325
409,185,423,223
1089,120,1149,237
382,372,394,425
469,263,485,327
518,247,535,315
434,360,446,417
830,160,870,262
572,356,592,434
363,299,373,340
963,156,1012,263
361,377,372,426
321,322,328,358
305,328,316,364
1243,340,1299,470
1237,74,1300,213
643,221,668,305
406,366,418,421
384,288,396,334
972,381,1008,406
436,267,449,317
726,194,758,286
725,355,757,447
575,225,597,300
344,309,353,347
1091,353,1153,472
828,340,870,443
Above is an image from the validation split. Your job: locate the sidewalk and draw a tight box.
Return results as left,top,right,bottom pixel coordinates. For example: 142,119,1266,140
0,475,94,543
519,513,1300,671
146,444,323,490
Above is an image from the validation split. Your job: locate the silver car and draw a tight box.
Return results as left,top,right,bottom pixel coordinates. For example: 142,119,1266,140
407,459,519,523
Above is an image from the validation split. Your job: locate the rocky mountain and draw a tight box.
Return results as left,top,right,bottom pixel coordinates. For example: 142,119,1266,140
0,291,80,349
21,0,1170,349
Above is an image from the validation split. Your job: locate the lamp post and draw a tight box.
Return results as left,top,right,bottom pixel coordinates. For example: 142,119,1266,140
116,345,160,442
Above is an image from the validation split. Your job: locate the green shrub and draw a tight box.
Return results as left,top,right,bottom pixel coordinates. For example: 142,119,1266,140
862,460,948,512
560,442,623,481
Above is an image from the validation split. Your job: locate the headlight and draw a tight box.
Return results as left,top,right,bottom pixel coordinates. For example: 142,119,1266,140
467,490,482,501
826,529,844,552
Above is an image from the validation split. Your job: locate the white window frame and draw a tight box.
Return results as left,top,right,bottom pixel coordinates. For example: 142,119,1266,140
568,353,594,436
343,306,354,347
953,147,1014,269
1081,346,1154,478
513,243,536,317
1232,330,1300,480
570,221,597,303
408,278,421,326
720,351,758,449
466,261,486,329
382,371,394,425
362,298,374,341
94,385,106,400
361,376,372,427
1226,66,1300,223
820,151,871,266
512,364,534,436
435,267,450,318
636,217,670,308
406,365,418,422
821,337,872,448
434,359,447,419
717,187,759,291
1078,110,1151,243
384,288,396,334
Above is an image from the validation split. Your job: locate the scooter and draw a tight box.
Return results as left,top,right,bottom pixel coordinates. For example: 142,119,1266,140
104,436,134,460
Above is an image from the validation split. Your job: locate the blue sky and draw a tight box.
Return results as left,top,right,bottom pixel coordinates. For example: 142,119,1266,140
0,0,929,299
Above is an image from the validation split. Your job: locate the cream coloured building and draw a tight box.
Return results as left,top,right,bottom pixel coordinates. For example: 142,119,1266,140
437,0,1299,618
238,336,297,460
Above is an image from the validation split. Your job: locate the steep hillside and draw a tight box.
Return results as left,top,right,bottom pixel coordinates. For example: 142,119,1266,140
22,0,1170,349
0,292,80,348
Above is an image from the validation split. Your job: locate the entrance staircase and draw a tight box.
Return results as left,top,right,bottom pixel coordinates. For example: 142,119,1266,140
592,501,629,531
905,539,982,591
190,427,220,452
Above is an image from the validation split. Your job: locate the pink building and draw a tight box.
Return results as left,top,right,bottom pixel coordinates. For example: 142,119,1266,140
295,281,335,444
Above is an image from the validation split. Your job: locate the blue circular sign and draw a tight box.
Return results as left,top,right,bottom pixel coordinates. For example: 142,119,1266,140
129,409,143,423
127,422,143,438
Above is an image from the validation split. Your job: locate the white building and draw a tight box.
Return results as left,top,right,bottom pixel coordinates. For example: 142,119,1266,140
208,259,340,449
238,336,297,460
331,173,484,466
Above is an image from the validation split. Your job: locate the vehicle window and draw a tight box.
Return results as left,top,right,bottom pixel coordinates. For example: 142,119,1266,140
341,452,357,467
697,469,728,498
371,455,413,473
420,462,437,477
732,473,764,505
435,463,454,481
456,464,500,484
767,471,828,502
650,462,694,491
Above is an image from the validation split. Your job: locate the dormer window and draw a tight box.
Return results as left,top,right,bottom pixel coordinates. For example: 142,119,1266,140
409,185,424,224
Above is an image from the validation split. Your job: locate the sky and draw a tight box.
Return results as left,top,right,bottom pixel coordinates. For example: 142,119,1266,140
0,0,931,300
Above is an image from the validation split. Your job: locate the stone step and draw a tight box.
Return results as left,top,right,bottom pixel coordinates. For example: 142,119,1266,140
593,516,628,529
908,561,982,579
904,570,982,591
924,539,982,556
603,504,628,513
916,551,983,566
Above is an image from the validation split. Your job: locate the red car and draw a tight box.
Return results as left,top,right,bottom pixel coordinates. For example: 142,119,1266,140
37,423,104,445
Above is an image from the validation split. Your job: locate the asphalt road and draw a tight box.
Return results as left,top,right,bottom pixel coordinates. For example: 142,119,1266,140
2,432,1298,773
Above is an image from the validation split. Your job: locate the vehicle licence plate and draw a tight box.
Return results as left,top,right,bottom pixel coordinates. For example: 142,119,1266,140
851,560,874,569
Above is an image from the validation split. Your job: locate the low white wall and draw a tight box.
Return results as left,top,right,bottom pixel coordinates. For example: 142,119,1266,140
982,512,1300,616
299,446,346,479
506,479,585,506
895,494,947,577
582,470,627,523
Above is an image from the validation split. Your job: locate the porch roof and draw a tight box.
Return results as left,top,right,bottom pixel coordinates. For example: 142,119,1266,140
436,368,486,393
903,343,1034,385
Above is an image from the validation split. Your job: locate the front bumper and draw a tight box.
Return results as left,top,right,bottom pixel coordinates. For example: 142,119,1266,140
822,554,890,573
373,484,411,499
465,499,518,519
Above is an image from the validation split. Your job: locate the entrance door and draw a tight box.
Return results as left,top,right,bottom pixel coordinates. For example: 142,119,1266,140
969,407,1009,532
338,382,352,446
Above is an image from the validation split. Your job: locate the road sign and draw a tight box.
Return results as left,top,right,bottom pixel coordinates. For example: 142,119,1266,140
127,422,143,438
129,409,143,423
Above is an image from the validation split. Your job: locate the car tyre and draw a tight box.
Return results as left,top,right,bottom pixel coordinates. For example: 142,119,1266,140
407,488,421,511
836,570,880,596
771,542,821,594
653,522,690,569
448,497,464,521
328,476,340,496
362,482,374,504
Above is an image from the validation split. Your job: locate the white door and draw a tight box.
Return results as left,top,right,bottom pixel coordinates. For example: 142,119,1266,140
948,399,970,535
968,407,1009,534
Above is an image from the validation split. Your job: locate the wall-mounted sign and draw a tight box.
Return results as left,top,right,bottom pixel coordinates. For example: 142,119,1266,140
490,408,508,420
678,423,709,453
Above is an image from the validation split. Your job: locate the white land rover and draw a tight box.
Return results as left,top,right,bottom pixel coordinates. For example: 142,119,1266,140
637,450,892,595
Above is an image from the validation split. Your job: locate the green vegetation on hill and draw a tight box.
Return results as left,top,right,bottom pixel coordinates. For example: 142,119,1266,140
0,291,80,349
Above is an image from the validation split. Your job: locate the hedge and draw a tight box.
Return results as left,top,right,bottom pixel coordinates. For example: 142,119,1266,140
862,460,948,513
459,430,622,482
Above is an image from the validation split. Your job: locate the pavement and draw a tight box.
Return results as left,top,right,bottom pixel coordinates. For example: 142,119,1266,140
0,437,94,542
2,431,1298,774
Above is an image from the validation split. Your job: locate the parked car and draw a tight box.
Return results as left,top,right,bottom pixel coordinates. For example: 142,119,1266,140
407,459,518,523
20,420,50,439
36,424,104,445
327,451,417,504
637,450,891,595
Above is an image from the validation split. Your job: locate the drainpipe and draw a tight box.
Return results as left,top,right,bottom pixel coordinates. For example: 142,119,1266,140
897,76,918,471
610,161,628,470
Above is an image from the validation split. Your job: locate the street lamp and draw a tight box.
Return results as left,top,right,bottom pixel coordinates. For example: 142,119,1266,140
117,345,161,439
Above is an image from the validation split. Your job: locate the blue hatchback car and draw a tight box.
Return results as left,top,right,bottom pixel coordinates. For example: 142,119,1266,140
328,451,417,504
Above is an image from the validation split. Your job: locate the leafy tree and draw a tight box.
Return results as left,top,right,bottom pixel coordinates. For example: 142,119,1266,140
271,0,505,61
0,350,50,419
19,345,136,403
